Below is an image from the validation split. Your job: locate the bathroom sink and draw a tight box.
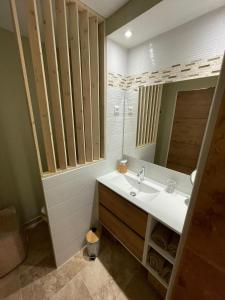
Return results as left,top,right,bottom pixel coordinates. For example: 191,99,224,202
97,170,190,234
105,171,161,201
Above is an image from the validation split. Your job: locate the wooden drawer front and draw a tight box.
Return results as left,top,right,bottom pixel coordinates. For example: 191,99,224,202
99,205,144,260
99,184,147,238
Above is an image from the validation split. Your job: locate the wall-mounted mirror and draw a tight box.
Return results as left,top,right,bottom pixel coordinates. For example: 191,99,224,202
123,76,218,175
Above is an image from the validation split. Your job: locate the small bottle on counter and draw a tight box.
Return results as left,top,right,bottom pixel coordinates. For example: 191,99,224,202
117,159,128,173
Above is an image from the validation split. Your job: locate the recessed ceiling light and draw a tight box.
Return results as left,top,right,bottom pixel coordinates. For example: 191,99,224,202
125,30,132,38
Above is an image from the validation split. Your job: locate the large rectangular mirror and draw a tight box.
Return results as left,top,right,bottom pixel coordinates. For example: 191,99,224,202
123,76,218,175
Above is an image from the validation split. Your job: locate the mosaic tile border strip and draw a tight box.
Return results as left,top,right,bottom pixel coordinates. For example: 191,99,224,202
108,55,223,91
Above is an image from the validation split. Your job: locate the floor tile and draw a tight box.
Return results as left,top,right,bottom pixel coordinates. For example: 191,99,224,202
53,274,92,300
0,269,21,300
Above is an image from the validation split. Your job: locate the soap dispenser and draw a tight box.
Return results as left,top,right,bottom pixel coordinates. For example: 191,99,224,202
117,159,128,174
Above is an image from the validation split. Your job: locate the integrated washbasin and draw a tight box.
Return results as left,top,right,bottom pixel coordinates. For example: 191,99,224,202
97,170,190,234
101,171,162,202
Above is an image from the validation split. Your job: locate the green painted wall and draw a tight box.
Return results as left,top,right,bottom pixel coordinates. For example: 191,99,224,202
0,28,45,223
106,0,162,35
155,76,218,166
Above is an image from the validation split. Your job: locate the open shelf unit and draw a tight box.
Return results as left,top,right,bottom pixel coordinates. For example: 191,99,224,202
146,263,168,289
149,239,175,265
142,215,180,291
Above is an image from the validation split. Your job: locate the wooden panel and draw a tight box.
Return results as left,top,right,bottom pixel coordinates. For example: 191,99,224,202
99,205,144,260
68,2,86,164
167,162,193,175
42,0,67,170
79,10,93,162
99,184,148,238
167,88,214,174
56,0,76,167
170,119,207,146
26,0,56,172
170,60,225,299
174,88,214,119
10,0,42,173
89,16,100,160
167,142,201,171
98,21,105,158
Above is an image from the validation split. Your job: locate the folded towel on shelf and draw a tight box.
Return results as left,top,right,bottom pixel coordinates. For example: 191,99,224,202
160,262,172,283
151,223,172,250
168,233,180,257
149,249,165,274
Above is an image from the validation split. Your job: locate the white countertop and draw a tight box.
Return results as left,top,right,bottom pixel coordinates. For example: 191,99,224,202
97,171,190,235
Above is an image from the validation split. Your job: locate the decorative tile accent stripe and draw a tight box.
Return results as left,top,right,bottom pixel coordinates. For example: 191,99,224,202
107,55,223,90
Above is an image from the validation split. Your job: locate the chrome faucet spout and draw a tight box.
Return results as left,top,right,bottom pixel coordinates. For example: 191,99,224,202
137,167,145,184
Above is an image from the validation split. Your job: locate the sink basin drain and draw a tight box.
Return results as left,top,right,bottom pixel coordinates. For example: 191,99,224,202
130,191,136,196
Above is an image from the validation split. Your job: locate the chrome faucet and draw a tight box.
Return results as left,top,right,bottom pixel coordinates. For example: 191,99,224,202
137,167,145,184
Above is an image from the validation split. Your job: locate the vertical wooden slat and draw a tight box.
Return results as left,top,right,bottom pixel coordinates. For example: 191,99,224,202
140,87,146,145
56,0,76,166
153,85,162,142
146,86,154,144
143,86,150,144
42,0,67,170
79,10,93,162
148,85,157,143
68,2,86,164
136,87,143,146
98,21,106,158
89,16,100,160
26,0,56,172
10,0,42,174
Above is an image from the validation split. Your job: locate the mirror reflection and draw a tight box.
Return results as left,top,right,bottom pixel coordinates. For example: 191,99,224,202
123,76,218,174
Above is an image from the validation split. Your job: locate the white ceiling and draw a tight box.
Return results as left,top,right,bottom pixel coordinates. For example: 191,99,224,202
109,0,225,48
81,0,129,18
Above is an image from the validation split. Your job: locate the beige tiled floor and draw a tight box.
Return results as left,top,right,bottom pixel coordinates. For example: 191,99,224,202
0,222,162,300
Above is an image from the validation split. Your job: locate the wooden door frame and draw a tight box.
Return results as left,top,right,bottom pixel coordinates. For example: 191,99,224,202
166,54,225,299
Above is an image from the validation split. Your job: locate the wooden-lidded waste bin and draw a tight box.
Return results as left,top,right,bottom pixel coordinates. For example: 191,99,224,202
0,207,27,277
86,229,100,259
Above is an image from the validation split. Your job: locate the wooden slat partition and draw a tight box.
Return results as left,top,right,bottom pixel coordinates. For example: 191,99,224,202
89,16,100,160
136,85,163,147
66,0,104,22
26,0,56,172
42,0,67,170
68,2,86,164
56,0,77,167
12,0,105,175
79,10,93,162
98,21,106,158
10,0,42,173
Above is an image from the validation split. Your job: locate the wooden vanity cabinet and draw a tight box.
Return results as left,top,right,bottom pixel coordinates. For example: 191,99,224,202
98,183,148,260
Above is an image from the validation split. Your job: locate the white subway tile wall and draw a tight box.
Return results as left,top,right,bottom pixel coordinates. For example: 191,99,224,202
42,87,125,267
128,7,225,74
